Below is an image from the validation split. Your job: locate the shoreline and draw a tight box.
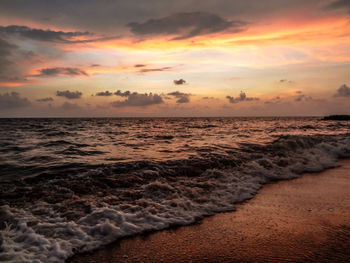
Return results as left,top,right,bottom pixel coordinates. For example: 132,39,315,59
68,159,350,263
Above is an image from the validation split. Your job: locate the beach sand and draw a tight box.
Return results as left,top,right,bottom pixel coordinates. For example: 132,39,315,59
69,159,350,263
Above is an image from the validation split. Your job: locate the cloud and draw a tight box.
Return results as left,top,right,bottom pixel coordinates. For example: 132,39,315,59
173,79,186,85
111,91,163,107
61,102,80,110
134,64,146,67
0,38,18,81
0,92,31,109
127,12,246,40
226,91,259,103
327,0,350,12
279,79,293,84
56,90,82,99
37,97,53,102
139,66,172,73
334,84,350,97
0,25,91,43
37,67,88,77
114,90,131,97
264,96,281,104
295,94,312,102
167,91,191,103
0,38,16,57
0,1,314,35
96,91,113,96
0,37,41,83
176,96,190,103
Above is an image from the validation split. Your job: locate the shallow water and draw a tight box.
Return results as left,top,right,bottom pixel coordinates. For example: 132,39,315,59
68,160,350,263
0,117,349,262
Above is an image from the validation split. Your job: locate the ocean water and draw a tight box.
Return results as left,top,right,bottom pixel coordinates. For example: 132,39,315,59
0,117,349,262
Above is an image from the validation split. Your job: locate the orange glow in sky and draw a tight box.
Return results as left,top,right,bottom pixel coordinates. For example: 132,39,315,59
0,0,350,117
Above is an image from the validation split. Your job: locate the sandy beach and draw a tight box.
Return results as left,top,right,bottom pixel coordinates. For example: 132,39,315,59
68,159,350,263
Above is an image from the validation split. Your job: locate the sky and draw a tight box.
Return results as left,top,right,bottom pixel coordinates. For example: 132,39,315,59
0,0,350,117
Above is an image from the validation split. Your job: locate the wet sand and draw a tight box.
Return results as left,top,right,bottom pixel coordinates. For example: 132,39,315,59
69,159,350,263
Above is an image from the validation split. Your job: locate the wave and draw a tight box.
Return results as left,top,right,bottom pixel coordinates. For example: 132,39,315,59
0,134,349,263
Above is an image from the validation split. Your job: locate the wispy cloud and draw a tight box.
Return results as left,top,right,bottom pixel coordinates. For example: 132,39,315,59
0,25,90,43
295,94,312,102
36,67,88,77
279,79,293,84
138,66,172,73
61,101,81,110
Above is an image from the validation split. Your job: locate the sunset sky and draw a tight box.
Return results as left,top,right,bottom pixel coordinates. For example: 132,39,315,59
0,0,350,117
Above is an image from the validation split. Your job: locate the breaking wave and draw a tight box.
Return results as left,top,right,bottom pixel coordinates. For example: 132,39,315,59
0,133,349,262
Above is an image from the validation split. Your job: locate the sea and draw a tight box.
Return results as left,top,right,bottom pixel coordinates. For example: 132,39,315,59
0,117,349,262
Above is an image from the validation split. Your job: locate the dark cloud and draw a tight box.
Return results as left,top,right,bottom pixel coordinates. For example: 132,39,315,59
0,25,91,43
167,91,189,97
37,97,53,102
96,91,113,96
139,67,172,73
0,38,18,81
334,84,350,97
56,90,82,99
0,1,315,35
114,90,131,97
0,92,31,109
202,96,216,100
128,12,246,40
90,64,100,67
0,25,90,43
173,79,186,85
134,64,147,67
37,67,88,77
167,91,191,103
296,90,303,94
0,38,16,57
226,91,259,103
111,91,163,107
327,0,350,12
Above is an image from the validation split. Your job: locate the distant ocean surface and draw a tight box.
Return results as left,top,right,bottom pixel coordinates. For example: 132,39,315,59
1,117,350,262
